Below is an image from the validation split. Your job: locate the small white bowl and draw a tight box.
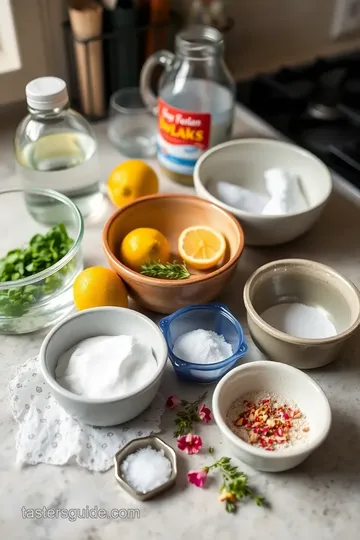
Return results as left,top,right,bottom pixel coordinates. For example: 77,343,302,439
212,361,331,472
194,138,332,246
40,307,168,426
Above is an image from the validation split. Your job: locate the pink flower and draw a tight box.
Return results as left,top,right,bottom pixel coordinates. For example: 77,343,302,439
166,395,180,409
187,469,208,488
177,433,203,454
198,404,212,423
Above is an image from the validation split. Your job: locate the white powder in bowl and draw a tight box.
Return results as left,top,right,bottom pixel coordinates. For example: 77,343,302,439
55,335,157,399
261,302,337,339
173,329,233,364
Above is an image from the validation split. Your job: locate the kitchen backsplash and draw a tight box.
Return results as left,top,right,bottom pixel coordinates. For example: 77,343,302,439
178,0,360,79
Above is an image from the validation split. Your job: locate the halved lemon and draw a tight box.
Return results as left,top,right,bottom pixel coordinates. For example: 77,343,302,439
178,226,226,270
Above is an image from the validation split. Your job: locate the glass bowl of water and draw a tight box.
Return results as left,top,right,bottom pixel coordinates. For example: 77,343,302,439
0,188,83,334
159,303,248,383
107,87,157,158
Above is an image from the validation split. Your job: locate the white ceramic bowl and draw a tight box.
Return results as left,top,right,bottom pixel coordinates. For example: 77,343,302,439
194,138,332,246
212,361,331,472
40,307,168,426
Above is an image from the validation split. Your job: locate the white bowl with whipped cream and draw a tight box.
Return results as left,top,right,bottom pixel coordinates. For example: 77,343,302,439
40,307,168,426
194,138,332,246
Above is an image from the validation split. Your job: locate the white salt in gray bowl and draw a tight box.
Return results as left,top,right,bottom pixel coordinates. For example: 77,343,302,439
39,307,168,426
194,138,332,246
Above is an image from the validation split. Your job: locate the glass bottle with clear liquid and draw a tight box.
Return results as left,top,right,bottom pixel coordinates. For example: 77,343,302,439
14,77,103,219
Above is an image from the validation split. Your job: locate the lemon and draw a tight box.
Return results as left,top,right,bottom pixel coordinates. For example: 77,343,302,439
73,267,128,310
120,228,170,272
178,226,226,270
107,160,158,208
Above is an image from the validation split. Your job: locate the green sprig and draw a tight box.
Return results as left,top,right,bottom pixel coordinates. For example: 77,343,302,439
173,392,207,437
140,260,190,280
204,450,266,513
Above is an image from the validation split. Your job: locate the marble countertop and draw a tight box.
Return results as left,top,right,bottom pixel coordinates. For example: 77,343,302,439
1,108,360,540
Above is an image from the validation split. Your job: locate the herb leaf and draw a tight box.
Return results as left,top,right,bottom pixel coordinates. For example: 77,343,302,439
140,260,190,280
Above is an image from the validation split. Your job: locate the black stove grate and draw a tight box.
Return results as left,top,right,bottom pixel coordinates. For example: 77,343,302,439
236,50,360,189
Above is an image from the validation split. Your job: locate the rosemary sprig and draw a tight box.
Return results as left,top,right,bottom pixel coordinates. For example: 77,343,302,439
140,260,190,280
205,449,266,513
173,392,207,437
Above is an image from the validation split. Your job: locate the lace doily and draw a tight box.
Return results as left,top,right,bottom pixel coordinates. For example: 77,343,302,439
9,356,165,472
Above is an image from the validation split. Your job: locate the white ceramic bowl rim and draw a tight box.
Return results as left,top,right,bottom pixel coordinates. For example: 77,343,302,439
243,258,360,345
40,307,168,404
212,361,332,459
194,138,333,219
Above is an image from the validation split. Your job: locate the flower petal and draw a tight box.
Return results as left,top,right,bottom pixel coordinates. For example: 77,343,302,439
177,433,203,454
166,395,180,409
198,404,212,423
187,469,207,488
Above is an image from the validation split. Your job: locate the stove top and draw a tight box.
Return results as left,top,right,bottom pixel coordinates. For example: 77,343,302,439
236,50,360,190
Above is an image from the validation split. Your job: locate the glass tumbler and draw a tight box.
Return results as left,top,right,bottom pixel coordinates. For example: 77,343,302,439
107,87,157,158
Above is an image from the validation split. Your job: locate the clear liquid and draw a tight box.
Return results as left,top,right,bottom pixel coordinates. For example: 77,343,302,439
16,132,103,219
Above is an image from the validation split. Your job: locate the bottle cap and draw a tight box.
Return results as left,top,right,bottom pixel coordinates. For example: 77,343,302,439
26,77,69,111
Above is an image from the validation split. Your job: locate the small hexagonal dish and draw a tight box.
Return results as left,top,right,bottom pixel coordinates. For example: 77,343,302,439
114,436,178,501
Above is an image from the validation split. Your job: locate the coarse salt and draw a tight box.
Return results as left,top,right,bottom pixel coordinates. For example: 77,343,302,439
120,446,172,493
173,329,233,364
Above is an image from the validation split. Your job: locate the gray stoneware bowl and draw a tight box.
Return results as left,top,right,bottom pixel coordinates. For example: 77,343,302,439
194,138,332,246
243,259,360,369
40,307,168,426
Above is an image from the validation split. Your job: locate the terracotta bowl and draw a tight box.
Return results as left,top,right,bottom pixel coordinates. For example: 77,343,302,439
102,194,245,313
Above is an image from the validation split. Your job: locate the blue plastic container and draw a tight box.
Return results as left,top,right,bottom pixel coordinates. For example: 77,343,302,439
159,302,248,384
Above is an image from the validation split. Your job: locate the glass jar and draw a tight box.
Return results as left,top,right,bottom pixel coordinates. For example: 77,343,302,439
14,77,103,219
140,25,235,186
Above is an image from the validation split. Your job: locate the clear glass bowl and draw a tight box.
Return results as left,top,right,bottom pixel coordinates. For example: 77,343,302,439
159,302,248,383
0,188,83,334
